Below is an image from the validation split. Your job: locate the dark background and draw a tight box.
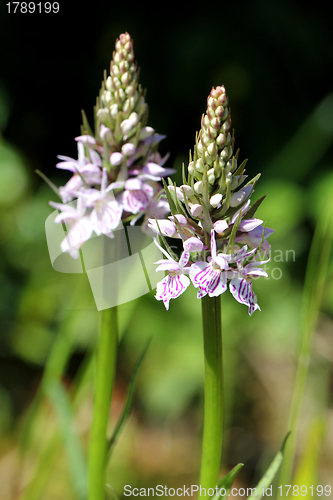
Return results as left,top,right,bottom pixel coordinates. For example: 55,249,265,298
2,1,333,184
1,1,333,496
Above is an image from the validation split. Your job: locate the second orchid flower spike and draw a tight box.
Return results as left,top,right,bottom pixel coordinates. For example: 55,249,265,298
49,32,173,259
150,85,273,315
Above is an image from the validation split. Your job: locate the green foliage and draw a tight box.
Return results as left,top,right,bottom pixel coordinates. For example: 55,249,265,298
211,463,244,500
1,8,333,496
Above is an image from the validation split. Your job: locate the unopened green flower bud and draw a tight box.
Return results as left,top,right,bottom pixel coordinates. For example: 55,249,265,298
125,84,136,95
190,204,203,217
113,77,122,89
204,151,214,166
104,91,112,105
121,72,131,85
225,160,233,174
207,142,217,158
195,158,204,173
220,148,229,160
216,133,226,147
124,40,132,53
168,185,185,202
123,97,135,114
208,168,215,185
119,60,129,74
209,127,218,139
204,115,211,128
188,162,195,176
207,96,216,112
97,108,110,122
120,111,139,135
194,181,203,194
139,126,154,140
105,76,113,91
197,140,204,155
115,88,126,102
222,121,230,132
110,104,118,118
202,132,210,147
210,193,223,208
210,117,220,130
114,52,122,65
180,184,194,197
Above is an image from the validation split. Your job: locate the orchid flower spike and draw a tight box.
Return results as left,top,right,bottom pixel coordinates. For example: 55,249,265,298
46,32,173,258
153,85,274,313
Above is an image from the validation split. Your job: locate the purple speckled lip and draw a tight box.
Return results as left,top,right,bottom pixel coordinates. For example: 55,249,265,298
191,264,228,298
229,278,260,316
235,278,250,304
192,266,213,289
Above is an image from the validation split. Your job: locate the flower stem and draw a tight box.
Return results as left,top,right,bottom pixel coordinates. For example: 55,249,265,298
88,306,118,500
199,295,224,498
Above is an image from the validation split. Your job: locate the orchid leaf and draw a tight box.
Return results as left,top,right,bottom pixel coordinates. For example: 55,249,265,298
233,158,248,177
162,177,178,214
245,195,266,219
81,109,94,137
247,432,291,500
211,463,244,500
244,172,261,190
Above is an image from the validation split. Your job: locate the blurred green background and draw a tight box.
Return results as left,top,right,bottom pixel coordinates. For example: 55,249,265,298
1,1,333,498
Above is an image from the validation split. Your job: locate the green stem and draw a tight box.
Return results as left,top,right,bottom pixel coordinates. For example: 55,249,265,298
88,306,118,500
199,295,224,498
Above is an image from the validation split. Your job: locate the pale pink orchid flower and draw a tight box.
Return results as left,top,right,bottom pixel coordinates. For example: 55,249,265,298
73,168,122,237
190,230,233,299
118,178,155,214
49,198,93,259
154,239,192,310
56,143,102,202
226,246,269,315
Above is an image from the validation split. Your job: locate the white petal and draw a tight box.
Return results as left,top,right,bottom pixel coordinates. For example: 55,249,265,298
183,237,204,253
60,217,93,255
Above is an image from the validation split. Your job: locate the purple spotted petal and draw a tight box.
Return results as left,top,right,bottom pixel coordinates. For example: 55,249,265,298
119,189,151,214
190,262,227,297
229,277,251,305
60,216,93,258
155,274,190,310
91,200,122,235
179,251,190,268
210,229,217,259
229,277,261,315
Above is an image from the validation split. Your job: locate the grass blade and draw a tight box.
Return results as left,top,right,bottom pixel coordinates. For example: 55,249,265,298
248,432,290,500
211,463,244,500
45,379,87,500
